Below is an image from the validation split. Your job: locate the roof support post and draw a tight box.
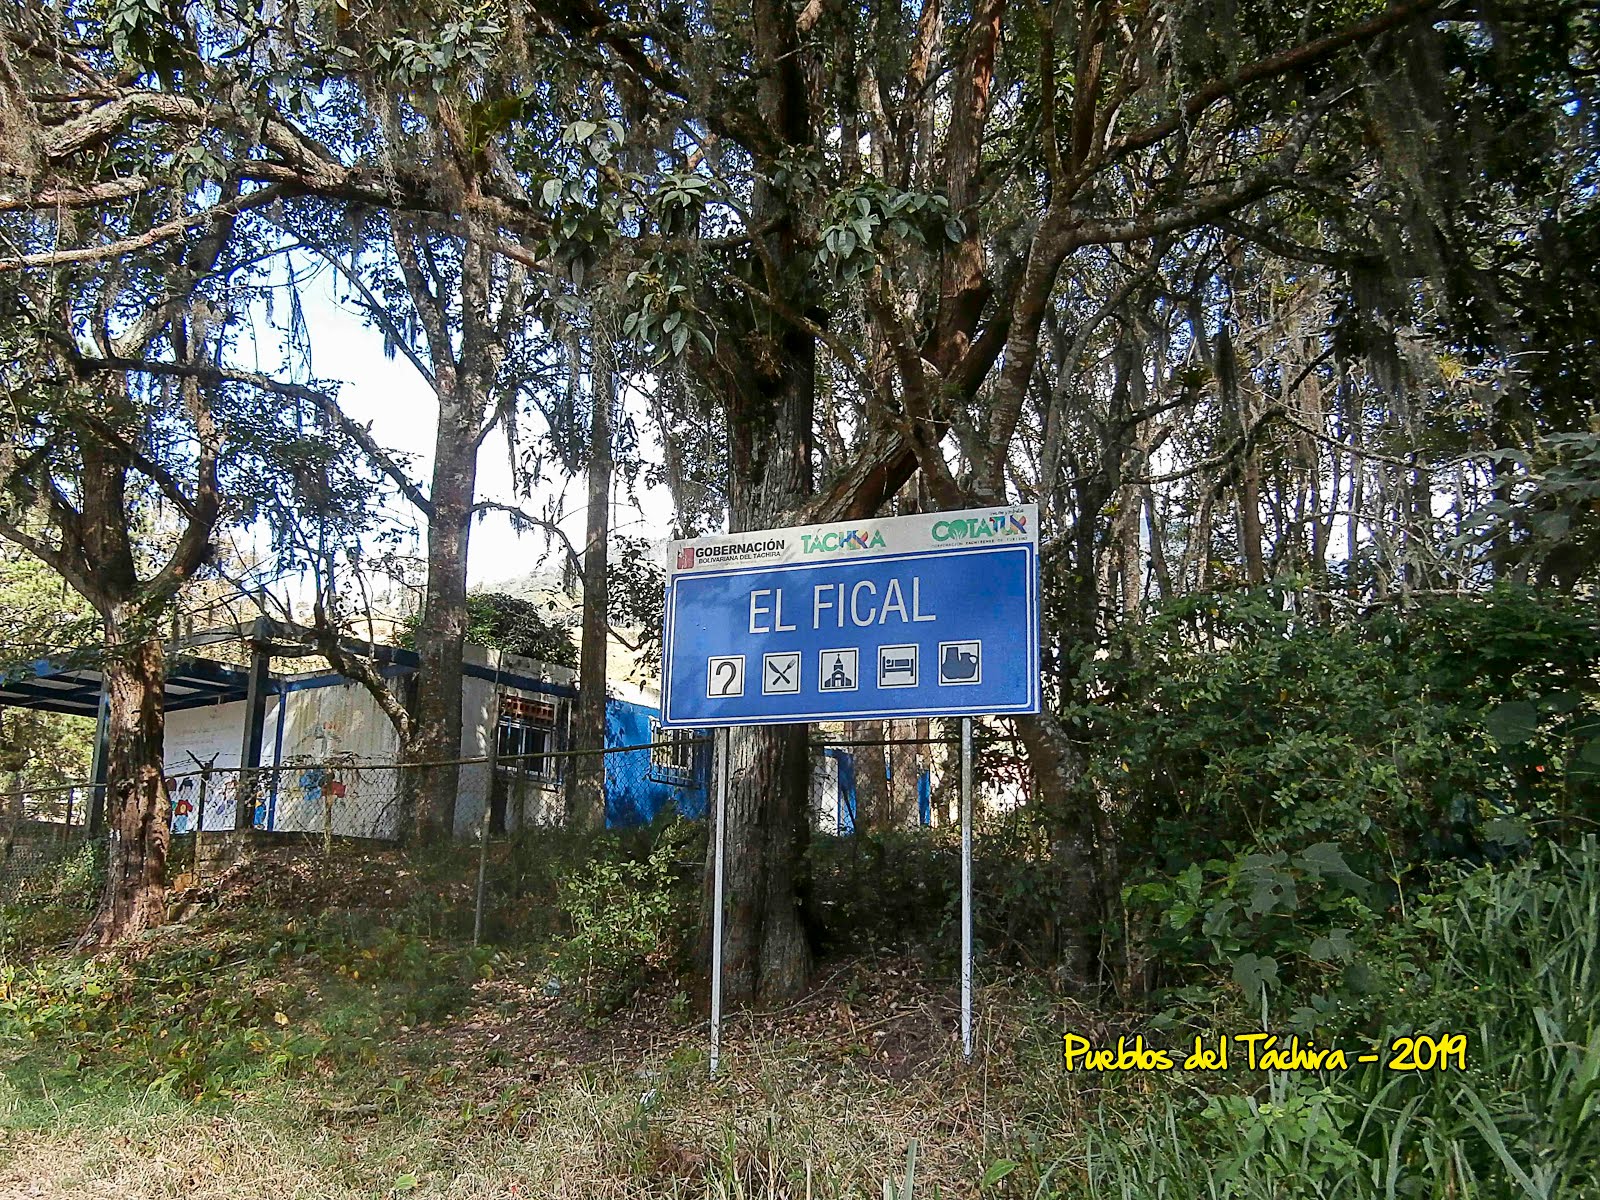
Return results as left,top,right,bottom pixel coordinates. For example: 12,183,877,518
87,681,110,836
235,617,270,830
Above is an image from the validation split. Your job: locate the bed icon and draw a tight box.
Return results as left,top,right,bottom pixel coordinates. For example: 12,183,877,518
878,644,918,689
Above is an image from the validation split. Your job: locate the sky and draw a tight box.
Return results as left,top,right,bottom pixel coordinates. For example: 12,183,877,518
236,259,681,602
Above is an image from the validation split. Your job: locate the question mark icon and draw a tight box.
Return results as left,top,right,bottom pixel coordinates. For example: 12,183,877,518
708,657,743,697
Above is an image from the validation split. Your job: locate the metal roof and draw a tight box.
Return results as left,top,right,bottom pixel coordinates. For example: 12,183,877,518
0,618,579,719
0,656,258,717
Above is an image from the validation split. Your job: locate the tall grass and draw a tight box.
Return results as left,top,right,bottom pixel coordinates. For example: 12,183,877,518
1073,838,1600,1200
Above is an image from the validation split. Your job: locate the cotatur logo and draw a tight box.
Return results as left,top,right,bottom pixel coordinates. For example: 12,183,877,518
931,512,1029,542
800,529,888,555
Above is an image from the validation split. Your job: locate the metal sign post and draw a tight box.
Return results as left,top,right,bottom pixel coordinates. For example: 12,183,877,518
710,726,728,1078
960,716,974,1060
662,506,1040,1076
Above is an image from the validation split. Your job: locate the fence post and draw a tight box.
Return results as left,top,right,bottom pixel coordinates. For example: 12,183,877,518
474,688,503,947
322,768,334,857
194,763,210,886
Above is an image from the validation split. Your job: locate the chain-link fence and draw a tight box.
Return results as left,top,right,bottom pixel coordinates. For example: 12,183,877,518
1,729,1004,946
0,780,98,905
0,736,715,895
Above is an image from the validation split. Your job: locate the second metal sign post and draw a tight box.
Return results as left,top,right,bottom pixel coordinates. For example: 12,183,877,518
665,505,1042,1076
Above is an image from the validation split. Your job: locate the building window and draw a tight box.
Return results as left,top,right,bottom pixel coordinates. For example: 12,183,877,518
497,693,558,781
648,718,696,785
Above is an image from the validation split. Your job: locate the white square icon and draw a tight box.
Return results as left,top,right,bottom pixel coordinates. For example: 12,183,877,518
762,651,802,695
706,655,745,698
818,648,858,691
938,640,981,685
878,644,918,688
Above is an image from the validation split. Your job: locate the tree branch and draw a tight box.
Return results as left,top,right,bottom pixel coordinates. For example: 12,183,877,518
61,350,436,519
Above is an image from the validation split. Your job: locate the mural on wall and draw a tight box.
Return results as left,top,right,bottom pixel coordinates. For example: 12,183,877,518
296,766,348,809
167,772,246,833
168,775,199,831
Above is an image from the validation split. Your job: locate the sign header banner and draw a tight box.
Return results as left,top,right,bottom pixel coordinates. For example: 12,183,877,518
660,505,1040,727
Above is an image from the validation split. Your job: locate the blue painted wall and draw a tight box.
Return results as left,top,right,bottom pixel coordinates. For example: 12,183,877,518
601,699,946,835
826,748,857,835
604,697,710,827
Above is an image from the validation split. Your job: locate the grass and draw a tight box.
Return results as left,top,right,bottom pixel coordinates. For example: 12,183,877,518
0,966,1038,1198
1071,837,1600,1200
0,836,1051,1198
0,831,1595,1198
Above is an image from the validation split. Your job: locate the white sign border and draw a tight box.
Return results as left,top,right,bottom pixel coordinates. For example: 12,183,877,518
660,541,1040,727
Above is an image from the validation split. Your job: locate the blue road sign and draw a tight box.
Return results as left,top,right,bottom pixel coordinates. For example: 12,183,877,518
660,506,1039,727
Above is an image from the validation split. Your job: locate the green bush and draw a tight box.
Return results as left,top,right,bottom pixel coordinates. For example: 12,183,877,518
1074,839,1600,1199
551,818,699,1016
1083,585,1599,998
0,839,105,955
0,908,496,1102
808,829,958,960
0,933,325,1100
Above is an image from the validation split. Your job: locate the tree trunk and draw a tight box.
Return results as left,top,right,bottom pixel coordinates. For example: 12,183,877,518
1239,455,1268,586
408,399,477,842
889,725,921,827
854,723,888,832
568,347,613,829
1143,483,1173,601
1012,711,1100,992
83,630,170,945
712,723,813,1004
697,0,818,1006
1115,484,1143,616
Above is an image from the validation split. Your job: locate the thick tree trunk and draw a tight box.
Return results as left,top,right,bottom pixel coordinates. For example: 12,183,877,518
696,0,818,1006
710,405,817,1002
888,724,921,827
83,631,170,946
407,400,477,842
567,351,613,829
1012,711,1101,992
702,360,818,1000
713,723,813,1003
854,723,888,832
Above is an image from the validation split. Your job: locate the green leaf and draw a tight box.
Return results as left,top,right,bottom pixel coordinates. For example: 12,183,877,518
1484,700,1540,745
981,1159,1020,1188
1482,816,1530,846
392,1173,419,1192
1232,953,1278,1002
1308,929,1354,962
1293,843,1371,894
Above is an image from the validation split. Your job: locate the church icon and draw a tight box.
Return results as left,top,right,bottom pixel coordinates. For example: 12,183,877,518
818,648,859,692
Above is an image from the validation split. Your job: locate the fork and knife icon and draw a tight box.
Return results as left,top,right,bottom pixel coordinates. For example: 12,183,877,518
762,651,802,694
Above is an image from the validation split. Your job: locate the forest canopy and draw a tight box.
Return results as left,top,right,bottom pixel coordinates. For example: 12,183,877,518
0,0,1597,1190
